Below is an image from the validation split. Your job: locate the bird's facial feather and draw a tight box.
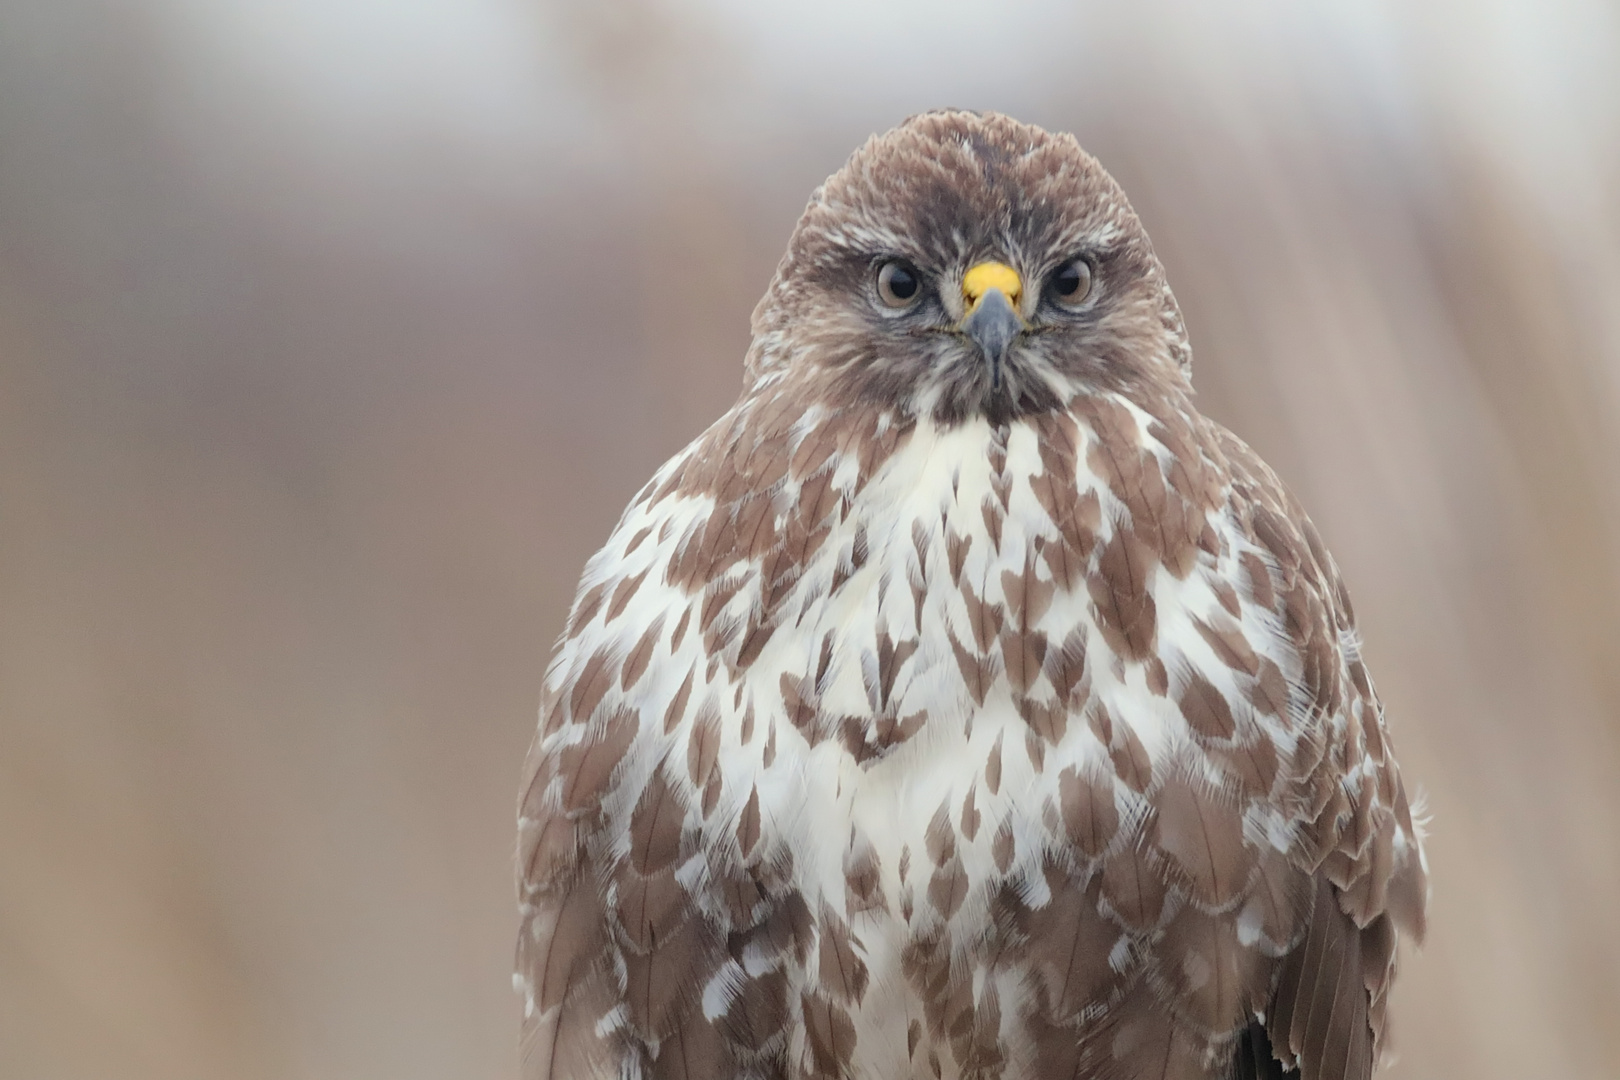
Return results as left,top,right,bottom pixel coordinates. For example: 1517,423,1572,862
747,110,1191,423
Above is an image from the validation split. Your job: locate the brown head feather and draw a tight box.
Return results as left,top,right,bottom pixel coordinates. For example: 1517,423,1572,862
746,110,1192,423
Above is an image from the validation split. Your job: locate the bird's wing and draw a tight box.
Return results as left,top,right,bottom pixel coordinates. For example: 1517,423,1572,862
514,648,629,1080
1216,426,1428,1080
1230,1017,1295,1080
512,439,698,1080
513,399,844,1080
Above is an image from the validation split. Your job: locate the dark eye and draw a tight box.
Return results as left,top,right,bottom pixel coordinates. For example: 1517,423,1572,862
876,260,923,309
1049,257,1094,308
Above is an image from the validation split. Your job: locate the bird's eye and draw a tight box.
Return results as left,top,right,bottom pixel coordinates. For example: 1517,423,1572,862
1049,257,1095,308
875,260,923,309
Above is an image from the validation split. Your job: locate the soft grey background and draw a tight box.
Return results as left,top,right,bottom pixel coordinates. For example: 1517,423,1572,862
2,1,1617,1077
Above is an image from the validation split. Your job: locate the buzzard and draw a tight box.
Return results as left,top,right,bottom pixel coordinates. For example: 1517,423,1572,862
516,110,1427,1080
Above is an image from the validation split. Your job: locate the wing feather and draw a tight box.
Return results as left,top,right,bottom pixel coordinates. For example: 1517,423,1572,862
1213,428,1427,1080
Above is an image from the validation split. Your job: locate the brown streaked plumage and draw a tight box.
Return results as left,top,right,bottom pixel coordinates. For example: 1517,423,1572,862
517,110,1427,1080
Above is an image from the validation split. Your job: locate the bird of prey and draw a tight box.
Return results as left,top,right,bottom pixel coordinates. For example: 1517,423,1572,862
516,110,1427,1080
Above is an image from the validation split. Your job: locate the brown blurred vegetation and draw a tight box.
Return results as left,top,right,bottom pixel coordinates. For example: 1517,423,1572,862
1,2,1617,1078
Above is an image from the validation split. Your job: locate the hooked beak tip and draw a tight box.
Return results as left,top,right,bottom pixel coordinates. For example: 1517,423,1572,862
961,287,1023,384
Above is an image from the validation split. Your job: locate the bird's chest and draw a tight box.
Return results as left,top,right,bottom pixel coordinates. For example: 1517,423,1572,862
709,415,1190,931
559,403,1265,1078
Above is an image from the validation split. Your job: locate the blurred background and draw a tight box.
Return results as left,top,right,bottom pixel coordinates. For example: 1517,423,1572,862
2,1,1618,1077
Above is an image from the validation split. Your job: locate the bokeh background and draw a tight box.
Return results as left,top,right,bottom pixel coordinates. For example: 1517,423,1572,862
2,1,1618,1077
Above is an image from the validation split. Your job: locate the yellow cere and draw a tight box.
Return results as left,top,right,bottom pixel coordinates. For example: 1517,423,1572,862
961,261,1022,309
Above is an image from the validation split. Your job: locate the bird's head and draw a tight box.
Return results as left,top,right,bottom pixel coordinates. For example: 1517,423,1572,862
747,110,1191,425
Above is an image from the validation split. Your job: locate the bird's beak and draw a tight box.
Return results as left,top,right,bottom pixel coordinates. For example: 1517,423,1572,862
960,261,1025,389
